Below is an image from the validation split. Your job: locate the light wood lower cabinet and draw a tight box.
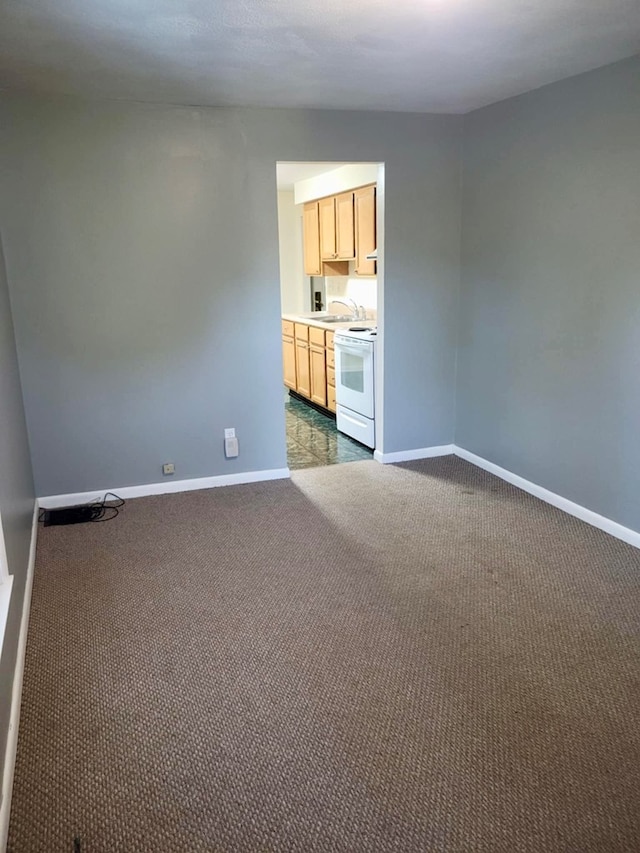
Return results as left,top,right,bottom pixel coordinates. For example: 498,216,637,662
326,331,336,413
282,320,296,389
284,320,336,413
310,344,327,406
293,323,311,398
326,346,335,372
282,334,296,390
295,340,311,398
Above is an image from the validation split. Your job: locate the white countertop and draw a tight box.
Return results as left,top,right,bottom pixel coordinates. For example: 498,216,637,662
282,313,375,332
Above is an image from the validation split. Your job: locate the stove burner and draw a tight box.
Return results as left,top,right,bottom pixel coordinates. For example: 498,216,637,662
348,327,373,332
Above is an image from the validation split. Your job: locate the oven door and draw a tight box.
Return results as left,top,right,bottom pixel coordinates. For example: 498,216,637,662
334,338,374,419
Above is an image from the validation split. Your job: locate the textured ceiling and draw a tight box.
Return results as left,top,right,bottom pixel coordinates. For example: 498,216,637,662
0,0,638,113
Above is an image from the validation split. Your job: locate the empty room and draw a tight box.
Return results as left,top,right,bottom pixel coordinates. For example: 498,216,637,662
0,1,639,851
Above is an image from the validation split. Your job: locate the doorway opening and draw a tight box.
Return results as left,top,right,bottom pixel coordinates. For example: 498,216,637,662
276,162,384,471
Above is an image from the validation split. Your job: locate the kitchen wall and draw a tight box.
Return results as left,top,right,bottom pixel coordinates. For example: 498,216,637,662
294,163,379,205
277,191,306,315
457,55,640,532
325,277,377,319
0,98,463,495
0,233,35,799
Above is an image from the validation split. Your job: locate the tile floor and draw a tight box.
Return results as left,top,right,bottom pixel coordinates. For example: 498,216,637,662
285,391,373,470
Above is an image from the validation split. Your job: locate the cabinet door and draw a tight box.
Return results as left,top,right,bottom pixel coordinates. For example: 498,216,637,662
354,185,376,276
295,340,311,398
327,384,336,413
310,345,327,407
319,196,337,260
335,192,355,260
282,335,296,390
303,202,322,275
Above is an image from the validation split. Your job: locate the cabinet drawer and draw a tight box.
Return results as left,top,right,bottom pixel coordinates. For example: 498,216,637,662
326,349,335,370
309,326,326,347
327,384,336,412
282,319,295,338
326,330,335,350
294,322,309,342
327,366,335,387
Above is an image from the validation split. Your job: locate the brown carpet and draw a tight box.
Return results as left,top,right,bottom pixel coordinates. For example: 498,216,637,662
8,457,640,852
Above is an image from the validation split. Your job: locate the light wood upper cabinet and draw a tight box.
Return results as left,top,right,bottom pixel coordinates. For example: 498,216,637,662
303,202,322,276
354,185,376,276
304,199,348,277
319,193,355,262
302,185,375,279
335,192,355,260
319,196,337,260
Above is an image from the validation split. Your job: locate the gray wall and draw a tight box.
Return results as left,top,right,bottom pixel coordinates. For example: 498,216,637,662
0,99,463,495
457,56,640,532
0,234,35,792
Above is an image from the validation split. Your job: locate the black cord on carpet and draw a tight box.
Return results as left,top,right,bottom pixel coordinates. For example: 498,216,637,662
39,492,125,525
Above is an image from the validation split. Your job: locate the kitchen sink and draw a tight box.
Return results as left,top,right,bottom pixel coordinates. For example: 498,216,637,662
316,315,353,323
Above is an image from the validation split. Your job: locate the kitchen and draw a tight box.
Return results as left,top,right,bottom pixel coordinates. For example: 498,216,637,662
277,163,382,470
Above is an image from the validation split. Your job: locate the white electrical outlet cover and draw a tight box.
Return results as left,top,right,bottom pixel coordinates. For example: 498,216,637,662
224,437,239,458
224,428,235,439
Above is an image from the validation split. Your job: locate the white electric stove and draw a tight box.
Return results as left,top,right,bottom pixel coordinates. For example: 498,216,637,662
333,326,377,449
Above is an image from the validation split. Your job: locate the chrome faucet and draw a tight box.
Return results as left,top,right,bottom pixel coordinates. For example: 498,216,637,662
329,298,365,321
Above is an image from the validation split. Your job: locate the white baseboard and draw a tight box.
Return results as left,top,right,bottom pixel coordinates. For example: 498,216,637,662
453,446,640,550
38,467,291,509
373,444,454,464
0,502,39,851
